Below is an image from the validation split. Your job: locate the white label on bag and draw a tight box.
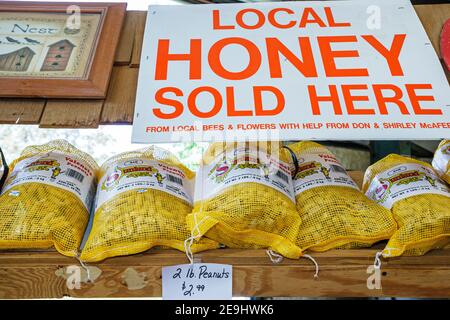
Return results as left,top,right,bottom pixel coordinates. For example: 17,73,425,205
365,163,450,209
1,152,96,210
294,152,358,195
162,263,232,300
432,141,450,177
96,159,194,211
195,147,295,203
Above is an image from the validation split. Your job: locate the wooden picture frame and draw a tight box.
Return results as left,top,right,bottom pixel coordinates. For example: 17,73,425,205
0,2,127,98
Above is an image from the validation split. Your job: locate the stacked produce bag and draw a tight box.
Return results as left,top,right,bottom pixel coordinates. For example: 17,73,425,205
432,139,450,184
1,139,449,262
0,140,98,257
287,141,397,252
80,146,218,262
187,141,302,259
363,154,450,257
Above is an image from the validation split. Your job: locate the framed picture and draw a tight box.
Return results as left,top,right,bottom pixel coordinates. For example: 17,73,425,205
0,2,127,98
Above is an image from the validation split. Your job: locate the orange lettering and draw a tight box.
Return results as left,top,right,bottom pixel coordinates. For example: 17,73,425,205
208,37,261,80
153,87,184,119
324,7,351,27
155,39,201,80
268,8,296,29
362,34,405,76
236,9,265,30
373,84,409,115
188,86,222,118
318,36,369,77
308,85,342,115
406,84,441,115
254,86,285,116
212,10,235,30
266,37,317,78
226,87,253,117
342,84,374,115
299,8,326,28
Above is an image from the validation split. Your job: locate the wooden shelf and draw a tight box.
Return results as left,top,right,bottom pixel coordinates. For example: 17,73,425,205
0,248,449,299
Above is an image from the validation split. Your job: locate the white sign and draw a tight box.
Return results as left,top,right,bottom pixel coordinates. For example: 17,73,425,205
162,263,232,300
133,0,450,143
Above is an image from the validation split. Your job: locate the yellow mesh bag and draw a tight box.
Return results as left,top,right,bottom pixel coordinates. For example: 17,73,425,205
363,154,450,257
432,139,450,184
287,141,396,252
186,141,302,259
80,146,218,262
0,140,98,257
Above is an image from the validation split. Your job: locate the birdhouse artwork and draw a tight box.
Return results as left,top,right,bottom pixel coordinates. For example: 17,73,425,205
40,39,75,71
0,47,35,72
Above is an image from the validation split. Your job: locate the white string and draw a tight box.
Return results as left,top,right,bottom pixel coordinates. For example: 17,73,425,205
303,254,319,279
265,251,319,278
75,255,92,283
184,163,206,265
183,215,208,265
184,231,195,265
374,251,383,270
266,249,284,264
14,108,25,124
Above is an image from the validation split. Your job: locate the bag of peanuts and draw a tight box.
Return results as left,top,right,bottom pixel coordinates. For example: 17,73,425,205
186,141,302,259
80,146,218,262
0,147,8,192
286,141,396,252
432,139,450,184
363,154,450,257
0,140,98,257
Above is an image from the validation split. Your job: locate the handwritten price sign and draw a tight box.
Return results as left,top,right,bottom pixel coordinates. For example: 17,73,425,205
162,263,232,300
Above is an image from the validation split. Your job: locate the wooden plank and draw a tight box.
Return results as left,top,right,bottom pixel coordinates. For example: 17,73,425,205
100,66,138,124
130,12,147,67
414,4,450,58
0,249,449,299
0,99,45,124
114,11,138,66
39,100,104,128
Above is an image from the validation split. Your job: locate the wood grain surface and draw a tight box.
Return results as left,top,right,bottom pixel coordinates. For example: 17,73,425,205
114,11,138,66
0,99,45,124
130,11,147,68
39,100,104,128
100,66,139,124
0,248,449,299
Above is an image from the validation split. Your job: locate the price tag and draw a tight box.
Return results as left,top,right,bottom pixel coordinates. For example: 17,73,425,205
162,263,232,300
